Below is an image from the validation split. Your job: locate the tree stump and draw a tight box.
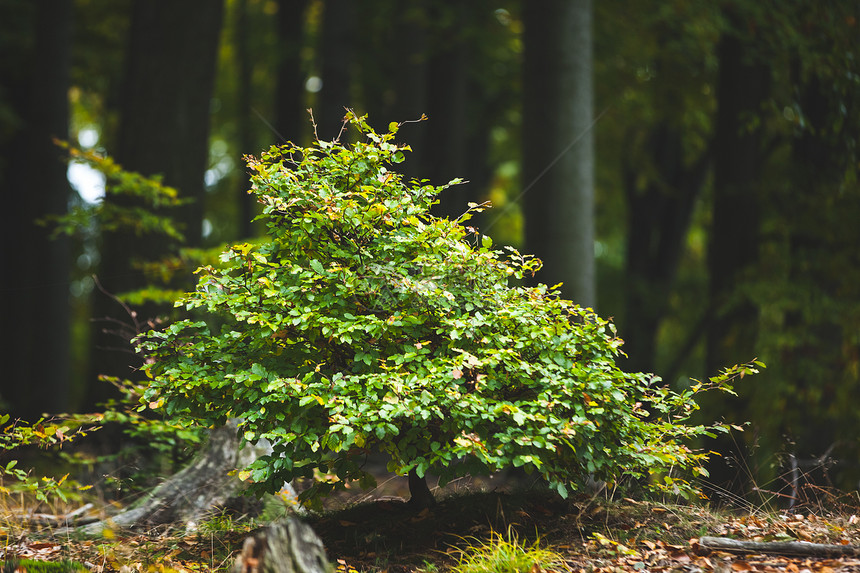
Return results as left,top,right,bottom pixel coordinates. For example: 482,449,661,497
233,517,330,573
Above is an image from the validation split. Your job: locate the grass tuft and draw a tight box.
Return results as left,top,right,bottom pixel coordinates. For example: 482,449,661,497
449,528,568,573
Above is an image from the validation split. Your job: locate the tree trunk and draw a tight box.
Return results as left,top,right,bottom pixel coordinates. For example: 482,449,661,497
317,0,355,141
78,420,261,534
423,1,471,220
86,0,224,409
621,122,709,375
523,0,595,308
274,0,310,145
354,0,428,181
235,0,255,239
407,468,436,510
703,15,770,500
706,29,769,377
0,0,72,418
233,518,330,573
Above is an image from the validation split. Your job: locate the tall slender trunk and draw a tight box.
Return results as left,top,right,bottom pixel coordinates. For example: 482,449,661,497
706,33,769,377
621,122,709,375
703,22,770,500
424,1,471,220
86,0,224,409
523,0,595,308
0,0,73,418
274,0,310,145
235,0,255,238
317,0,354,141
354,0,428,181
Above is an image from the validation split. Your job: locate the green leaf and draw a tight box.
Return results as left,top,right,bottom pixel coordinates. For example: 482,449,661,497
309,259,325,275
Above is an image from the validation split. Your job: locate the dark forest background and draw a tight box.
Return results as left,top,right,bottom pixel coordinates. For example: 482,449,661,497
1,0,859,499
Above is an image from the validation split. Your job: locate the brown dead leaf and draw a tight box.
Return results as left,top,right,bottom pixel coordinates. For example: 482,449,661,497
26,542,58,551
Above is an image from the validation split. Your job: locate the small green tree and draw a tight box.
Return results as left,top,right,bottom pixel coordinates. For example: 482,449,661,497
137,112,745,507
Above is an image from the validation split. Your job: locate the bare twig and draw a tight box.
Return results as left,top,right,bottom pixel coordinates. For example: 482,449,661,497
92,274,141,334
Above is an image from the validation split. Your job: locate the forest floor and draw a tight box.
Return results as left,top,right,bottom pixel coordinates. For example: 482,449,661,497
3,476,860,572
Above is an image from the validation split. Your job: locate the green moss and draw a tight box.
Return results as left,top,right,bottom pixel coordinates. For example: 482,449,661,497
1,559,88,573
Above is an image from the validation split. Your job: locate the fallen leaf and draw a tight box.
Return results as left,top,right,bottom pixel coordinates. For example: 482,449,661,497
26,542,58,551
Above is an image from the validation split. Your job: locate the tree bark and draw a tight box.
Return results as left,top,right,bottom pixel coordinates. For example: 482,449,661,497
523,0,595,308
86,0,224,409
423,1,471,220
235,0,255,239
703,12,770,500
621,122,710,375
698,536,860,558
0,0,72,418
706,25,769,377
77,420,256,534
274,0,310,145
407,468,436,510
354,0,428,182
317,0,355,141
233,518,330,573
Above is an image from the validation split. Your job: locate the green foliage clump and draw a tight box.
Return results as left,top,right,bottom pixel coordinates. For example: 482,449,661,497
449,529,565,573
46,141,188,243
137,112,742,502
0,413,94,504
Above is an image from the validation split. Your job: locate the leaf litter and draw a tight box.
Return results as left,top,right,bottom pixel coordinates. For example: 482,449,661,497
3,488,860,572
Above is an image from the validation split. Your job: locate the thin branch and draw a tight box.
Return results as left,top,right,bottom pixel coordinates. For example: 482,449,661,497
307,108,319,141
92,274,141,334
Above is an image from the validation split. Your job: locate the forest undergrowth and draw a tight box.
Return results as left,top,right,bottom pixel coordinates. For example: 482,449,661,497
2,468,860,573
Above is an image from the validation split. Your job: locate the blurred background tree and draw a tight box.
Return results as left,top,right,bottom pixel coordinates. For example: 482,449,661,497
0,0,857,500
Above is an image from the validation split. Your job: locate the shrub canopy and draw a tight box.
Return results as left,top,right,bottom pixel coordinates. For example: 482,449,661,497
138,113,743,501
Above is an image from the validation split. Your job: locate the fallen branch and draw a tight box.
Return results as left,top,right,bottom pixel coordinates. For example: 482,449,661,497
698,536,860,558
13,504,98,528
